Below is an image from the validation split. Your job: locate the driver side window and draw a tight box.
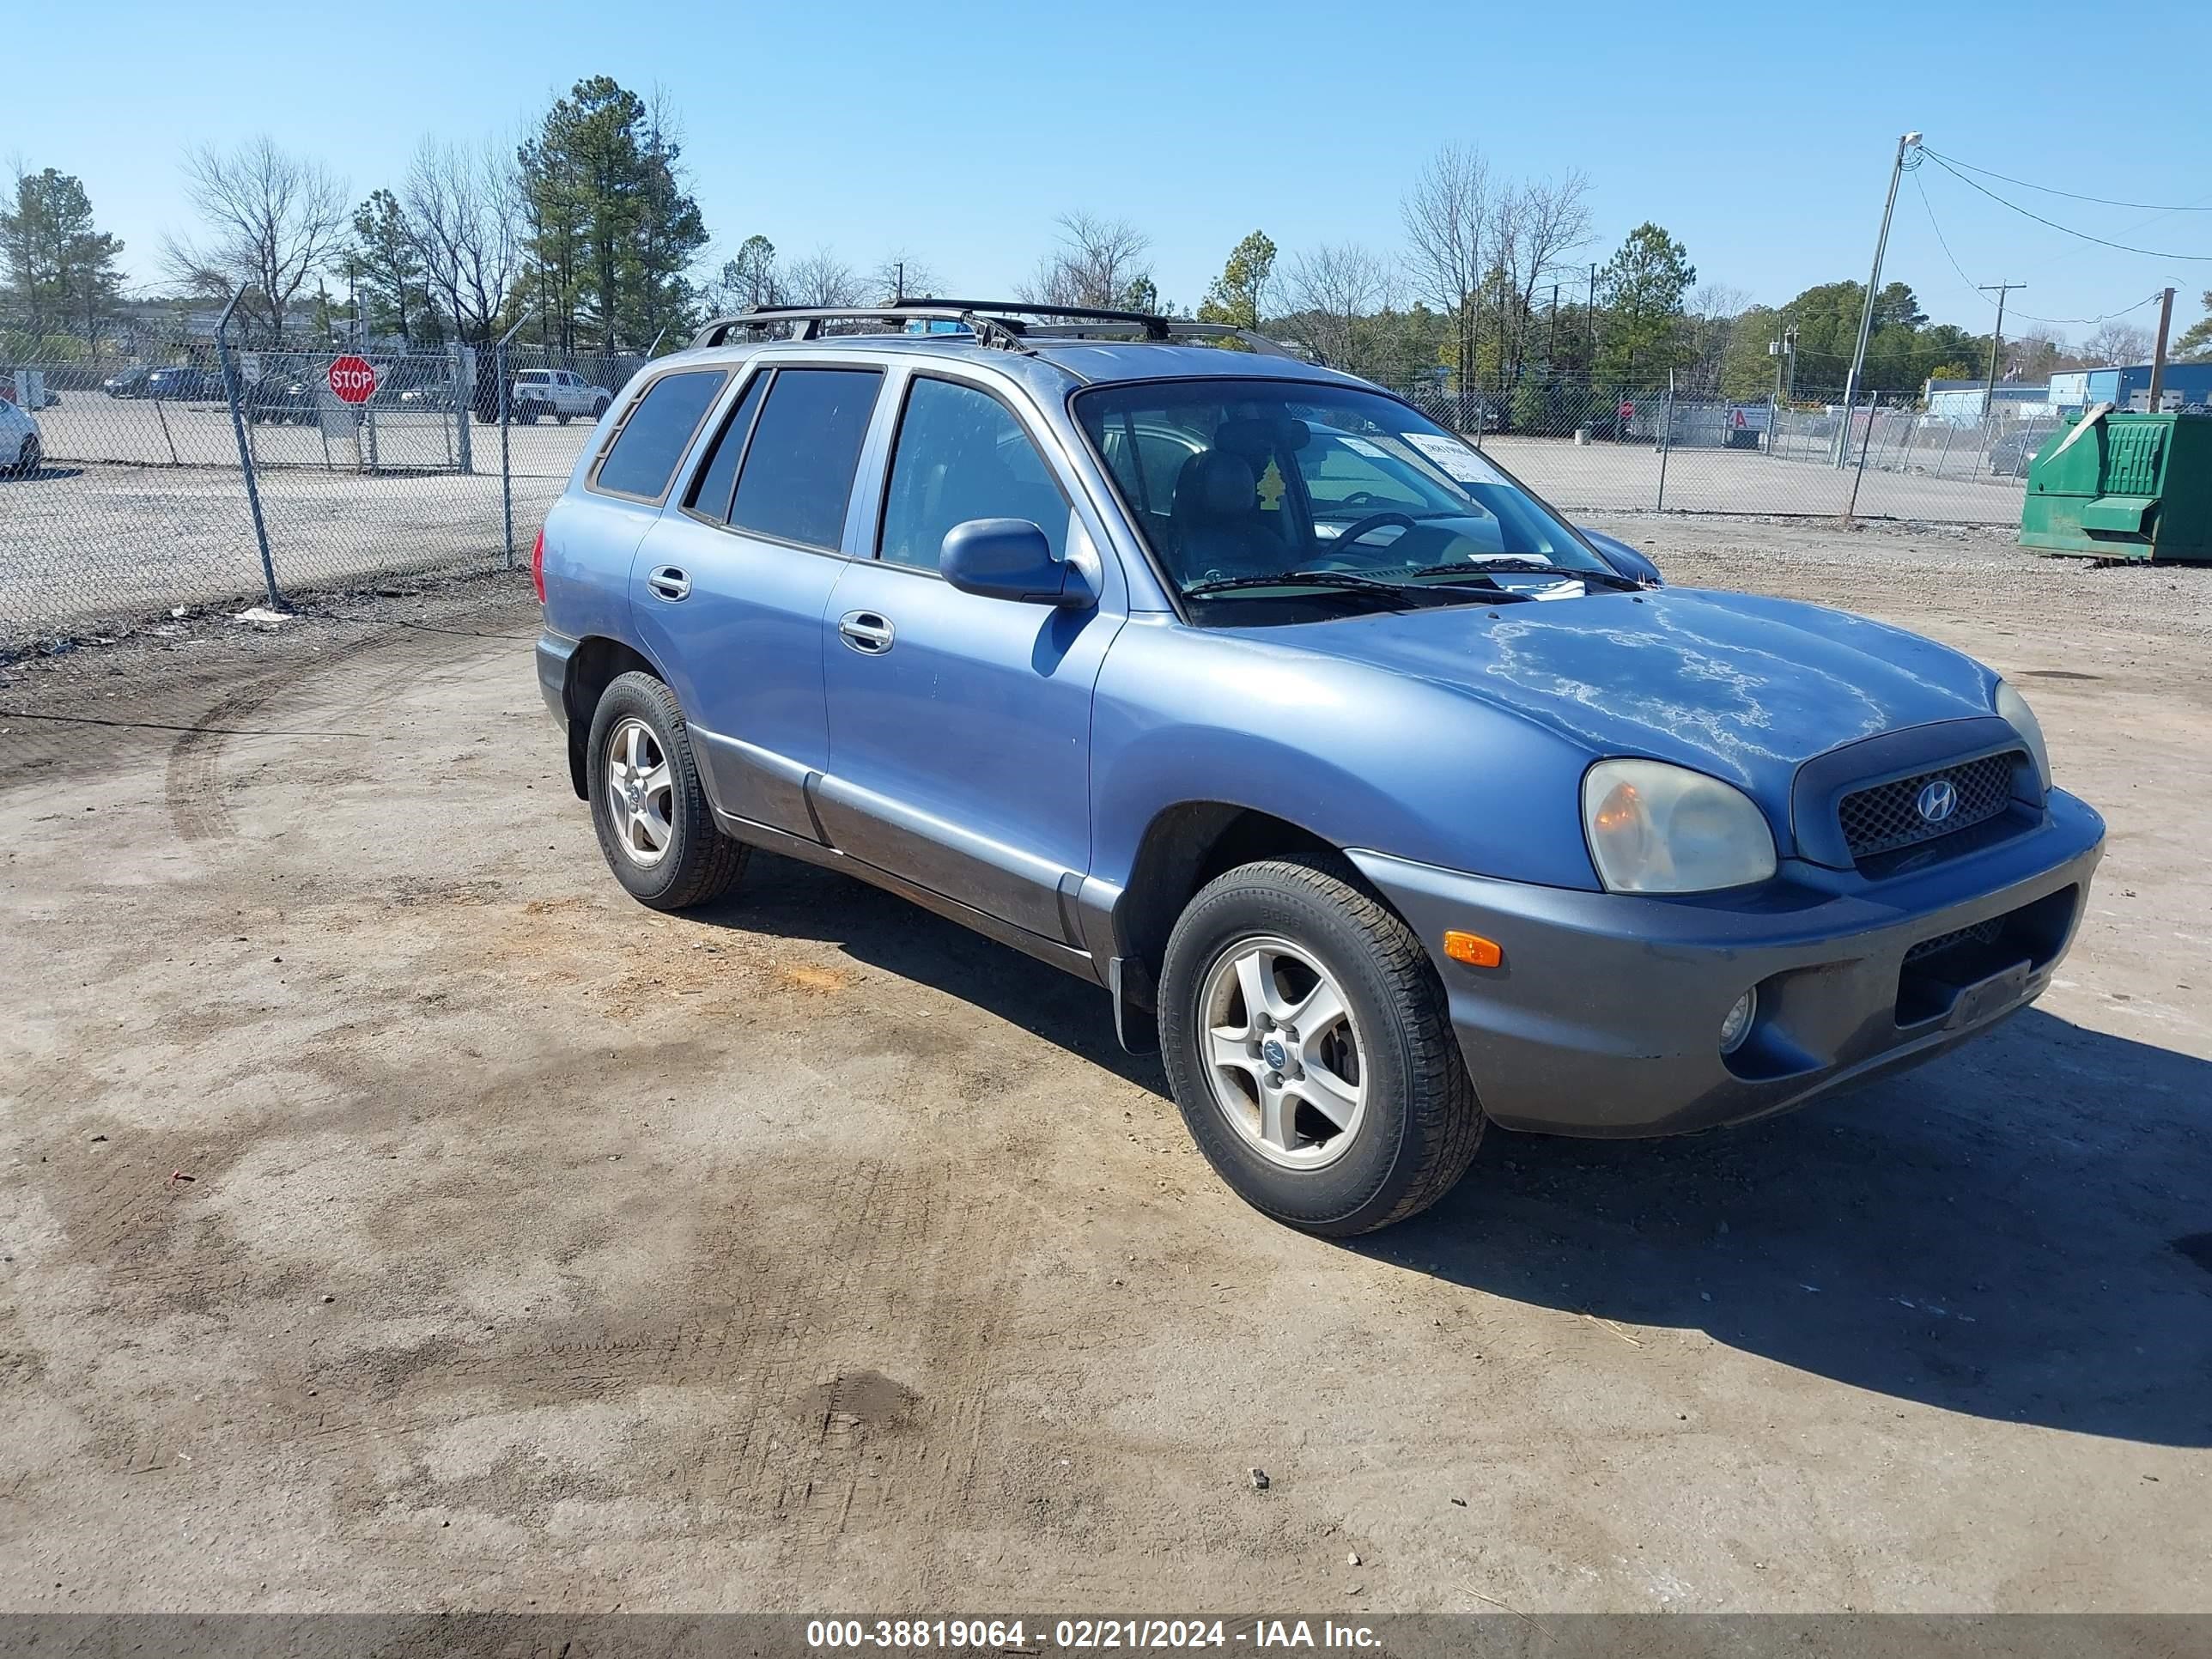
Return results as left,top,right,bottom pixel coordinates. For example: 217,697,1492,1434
878,377,1071,573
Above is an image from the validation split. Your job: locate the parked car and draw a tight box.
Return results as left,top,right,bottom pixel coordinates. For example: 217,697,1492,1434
1,395,42,477
532,302,2104,1237
510,368,612,425
1989,426,2052,480
102,367,154,398
246,375,318,425
143,366,222,402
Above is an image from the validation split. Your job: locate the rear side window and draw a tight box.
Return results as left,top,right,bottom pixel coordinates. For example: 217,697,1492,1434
727,368,883,550
591,370,728,501
684,371,770,525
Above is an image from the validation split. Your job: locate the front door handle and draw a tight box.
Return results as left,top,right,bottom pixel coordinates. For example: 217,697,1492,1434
647,565,690,602
838,610,895,654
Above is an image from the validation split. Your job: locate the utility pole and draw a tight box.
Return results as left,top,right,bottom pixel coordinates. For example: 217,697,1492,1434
2148,285,2178,411
1979,282,2024,422
1588,263,1598,362
1839,130,1922,464
1547,281,1559,370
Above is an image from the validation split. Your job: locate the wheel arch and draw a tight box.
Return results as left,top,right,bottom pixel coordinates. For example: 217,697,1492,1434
562,635,662,799
1110,801,1407,1041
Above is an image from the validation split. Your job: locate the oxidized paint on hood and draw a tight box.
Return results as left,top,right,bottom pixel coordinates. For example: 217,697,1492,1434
1281,586,2000,805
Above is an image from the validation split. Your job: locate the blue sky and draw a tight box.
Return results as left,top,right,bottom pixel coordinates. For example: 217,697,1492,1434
15,0,2212,342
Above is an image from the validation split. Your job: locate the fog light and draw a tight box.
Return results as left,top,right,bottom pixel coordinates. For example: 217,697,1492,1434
1719,988,1757,1055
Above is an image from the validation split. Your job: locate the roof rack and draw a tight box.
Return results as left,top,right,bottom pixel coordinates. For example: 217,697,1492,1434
688,300,1304,360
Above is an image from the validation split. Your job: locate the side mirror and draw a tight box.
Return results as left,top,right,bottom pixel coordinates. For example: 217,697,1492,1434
939,518,1096,607
1577,524,1662,586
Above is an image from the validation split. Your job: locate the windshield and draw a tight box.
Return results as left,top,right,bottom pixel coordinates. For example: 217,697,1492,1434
1074,379,1614,615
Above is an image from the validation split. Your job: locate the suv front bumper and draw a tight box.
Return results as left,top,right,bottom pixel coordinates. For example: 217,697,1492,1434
1350,787,2105,1137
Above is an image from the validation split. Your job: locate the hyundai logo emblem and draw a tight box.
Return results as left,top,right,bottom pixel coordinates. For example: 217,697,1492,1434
1261,1038,1289,1071
1917,779,1958,823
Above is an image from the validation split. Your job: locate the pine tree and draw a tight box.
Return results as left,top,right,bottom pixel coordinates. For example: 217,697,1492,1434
2,167,126,346
1595,223,1695,382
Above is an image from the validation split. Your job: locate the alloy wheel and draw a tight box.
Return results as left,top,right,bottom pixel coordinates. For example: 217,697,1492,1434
1199,934,1368,1169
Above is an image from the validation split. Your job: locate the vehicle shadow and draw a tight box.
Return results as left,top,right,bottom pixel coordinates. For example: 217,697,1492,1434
692,851,1164,1093
699,855,2209,1447
1367,1006,2212,1447
7,465,83,483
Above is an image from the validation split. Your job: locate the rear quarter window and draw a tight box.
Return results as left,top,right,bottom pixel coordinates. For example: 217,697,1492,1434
589,370,730,503
726,368,883,550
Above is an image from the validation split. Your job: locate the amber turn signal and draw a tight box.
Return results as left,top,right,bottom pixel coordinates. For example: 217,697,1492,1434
1442,930,1503,968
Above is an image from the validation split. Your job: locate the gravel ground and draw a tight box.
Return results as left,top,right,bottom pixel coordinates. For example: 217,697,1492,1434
0,517,2206,1617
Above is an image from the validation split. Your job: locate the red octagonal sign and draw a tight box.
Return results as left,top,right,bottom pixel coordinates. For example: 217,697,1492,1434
328,355,378,404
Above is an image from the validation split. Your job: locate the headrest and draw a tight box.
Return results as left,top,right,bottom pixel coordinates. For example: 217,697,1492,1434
1214,416,1311,457
1175,449,1257,520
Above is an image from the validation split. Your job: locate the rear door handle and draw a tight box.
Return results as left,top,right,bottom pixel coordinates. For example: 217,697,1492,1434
647,565,690,602
838,611,895,654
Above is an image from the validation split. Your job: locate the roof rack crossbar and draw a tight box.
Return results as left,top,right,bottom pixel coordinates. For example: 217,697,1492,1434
690,304,1025,351
687,300,1307,362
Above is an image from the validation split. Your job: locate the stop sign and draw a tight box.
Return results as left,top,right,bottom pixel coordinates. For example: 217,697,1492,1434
328,355,378,404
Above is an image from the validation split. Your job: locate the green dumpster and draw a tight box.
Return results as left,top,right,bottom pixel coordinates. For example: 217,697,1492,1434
2020,410,2212,562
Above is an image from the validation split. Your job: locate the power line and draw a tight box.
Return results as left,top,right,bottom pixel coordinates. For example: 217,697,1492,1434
1920,146,2212,214
1919,150,2212,262
1911,172,2165,327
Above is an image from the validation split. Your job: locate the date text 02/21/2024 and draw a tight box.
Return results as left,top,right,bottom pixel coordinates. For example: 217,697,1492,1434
804,1620,1383,1650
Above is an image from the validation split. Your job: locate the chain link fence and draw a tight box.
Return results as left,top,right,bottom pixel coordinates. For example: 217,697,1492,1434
1397,372,2057,523
5,322,2057,657
0,314,641,653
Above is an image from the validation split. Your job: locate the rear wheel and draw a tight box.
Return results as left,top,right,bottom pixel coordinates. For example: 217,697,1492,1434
9,436,39,478
585,672,748,911
1158,857,1484,1236
556,410,572,426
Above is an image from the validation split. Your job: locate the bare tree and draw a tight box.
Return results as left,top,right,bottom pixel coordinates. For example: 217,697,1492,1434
784,246,864,308
868,249,945,304
1488,171,1594,384
1281,243,1389,371
163,136,349,338
1681,282,1750,392
2081,320,2153,368
1401,144,1491,391
405,137,523,344
1018,212,1152,310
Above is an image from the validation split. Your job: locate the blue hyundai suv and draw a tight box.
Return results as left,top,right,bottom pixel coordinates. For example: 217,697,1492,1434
534,301,2104,1236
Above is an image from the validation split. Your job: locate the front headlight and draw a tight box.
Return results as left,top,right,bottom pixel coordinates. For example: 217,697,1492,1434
1583,759,1778,893
1993,680,2051,792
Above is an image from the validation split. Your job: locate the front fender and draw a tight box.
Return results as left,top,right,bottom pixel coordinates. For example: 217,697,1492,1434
1089,616,1601,892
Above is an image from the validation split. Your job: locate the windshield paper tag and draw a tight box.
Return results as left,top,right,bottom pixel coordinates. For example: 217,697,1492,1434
1338,435,1387,458
1404,432,1488,482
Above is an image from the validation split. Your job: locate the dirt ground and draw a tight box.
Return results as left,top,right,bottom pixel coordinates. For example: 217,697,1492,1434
1,518,2206,1616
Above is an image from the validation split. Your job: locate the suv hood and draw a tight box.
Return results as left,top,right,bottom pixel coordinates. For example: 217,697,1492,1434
1282,585,2001,799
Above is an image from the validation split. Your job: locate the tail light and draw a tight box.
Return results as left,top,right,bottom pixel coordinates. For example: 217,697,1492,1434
531,526,546,604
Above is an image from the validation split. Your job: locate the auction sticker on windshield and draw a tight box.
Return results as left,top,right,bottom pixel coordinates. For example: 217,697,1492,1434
1404,431,1487,482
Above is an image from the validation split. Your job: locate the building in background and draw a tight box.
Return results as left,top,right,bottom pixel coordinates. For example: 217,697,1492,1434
1924,378,2053,426
2049,363,2212,413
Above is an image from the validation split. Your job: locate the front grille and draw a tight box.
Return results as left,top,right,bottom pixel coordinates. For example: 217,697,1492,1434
1838,752,2018,862
1902,916,2004,966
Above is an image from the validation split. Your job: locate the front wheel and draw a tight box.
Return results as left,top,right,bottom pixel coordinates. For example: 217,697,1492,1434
1158,858,1484,1236
556,410,572,426
8,437,40,478
585,672,750,911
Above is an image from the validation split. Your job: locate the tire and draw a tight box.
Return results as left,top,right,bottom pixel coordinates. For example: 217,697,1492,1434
9,437,40,478
590,398,609,418
585,671,749,911
556,410,572,426
1158,856,1483,1236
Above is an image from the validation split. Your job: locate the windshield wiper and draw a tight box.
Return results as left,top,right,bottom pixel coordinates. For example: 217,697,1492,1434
1402,559,1645,592
1181,569,1487,606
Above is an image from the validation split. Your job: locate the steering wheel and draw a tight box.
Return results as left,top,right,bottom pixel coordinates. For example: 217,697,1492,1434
1327,511,1418,555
